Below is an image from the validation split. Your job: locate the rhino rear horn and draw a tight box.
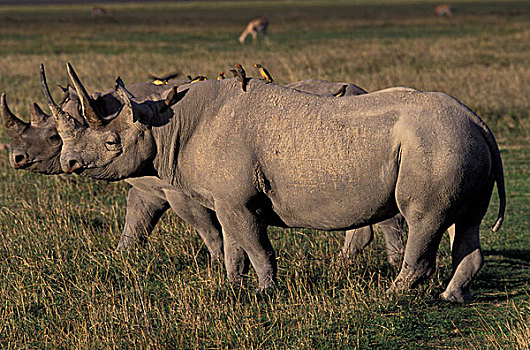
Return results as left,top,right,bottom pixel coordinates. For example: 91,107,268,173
1,93,28,137
30,103,49,126
66,62,105,129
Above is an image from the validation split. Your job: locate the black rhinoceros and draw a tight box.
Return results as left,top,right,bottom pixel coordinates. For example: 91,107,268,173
42,62,505,302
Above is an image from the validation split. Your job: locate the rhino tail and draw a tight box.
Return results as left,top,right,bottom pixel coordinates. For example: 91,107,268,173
471,112,506,232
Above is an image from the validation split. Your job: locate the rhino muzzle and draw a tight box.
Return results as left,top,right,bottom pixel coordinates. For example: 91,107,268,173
61,153,85,173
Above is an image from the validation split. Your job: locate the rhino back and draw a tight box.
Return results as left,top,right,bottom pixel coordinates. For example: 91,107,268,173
164,80,458,229
285,79,367,96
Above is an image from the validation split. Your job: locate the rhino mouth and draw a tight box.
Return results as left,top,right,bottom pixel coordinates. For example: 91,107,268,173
17,160,41,169
9,155,41,169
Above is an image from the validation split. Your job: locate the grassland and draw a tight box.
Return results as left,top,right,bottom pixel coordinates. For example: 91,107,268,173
0,0,529,348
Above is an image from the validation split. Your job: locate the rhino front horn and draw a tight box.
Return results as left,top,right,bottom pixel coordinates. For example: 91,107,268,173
66,62,105,129
40,63,79,137
1,93,28,137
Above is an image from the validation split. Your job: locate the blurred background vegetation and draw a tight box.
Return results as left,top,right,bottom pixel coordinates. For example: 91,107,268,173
0,1,528,348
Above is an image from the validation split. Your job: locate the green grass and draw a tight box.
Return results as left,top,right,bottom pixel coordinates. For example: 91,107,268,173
0,0,529,348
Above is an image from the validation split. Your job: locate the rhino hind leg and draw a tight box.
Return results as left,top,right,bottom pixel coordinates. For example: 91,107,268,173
341,226,374,258
216,203,276,290
440,222,483,303
116,187,170,251
388,217,447,295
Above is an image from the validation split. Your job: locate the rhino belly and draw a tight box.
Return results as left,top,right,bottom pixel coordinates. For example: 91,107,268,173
266,179,398,230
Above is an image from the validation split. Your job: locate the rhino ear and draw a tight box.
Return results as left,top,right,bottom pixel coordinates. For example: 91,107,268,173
159,86,187,113
56,84,69,93
1,93,28,137
30,103,49,126
56,83,77,106
114,76,134,112
115,77,152,127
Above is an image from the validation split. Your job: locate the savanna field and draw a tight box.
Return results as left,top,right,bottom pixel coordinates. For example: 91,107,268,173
0,0,528,348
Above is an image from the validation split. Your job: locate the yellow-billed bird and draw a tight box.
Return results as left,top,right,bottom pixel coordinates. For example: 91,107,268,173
149,71,181,85
254,64,274,83
190,76,207,83
217,72,226,80
332,85,348,97
234,64,247,92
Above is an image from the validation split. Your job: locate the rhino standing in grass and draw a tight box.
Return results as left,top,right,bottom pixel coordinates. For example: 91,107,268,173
2,73,402,267
44,63,505,302
1,80,225,262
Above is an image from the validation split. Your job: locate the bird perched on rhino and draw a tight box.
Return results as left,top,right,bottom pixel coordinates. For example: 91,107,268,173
333,85,348,97
149,71,181,86
229,69,237,77
190,76,207,83
234,64,247,92
254,64,274,83
217,72,226,80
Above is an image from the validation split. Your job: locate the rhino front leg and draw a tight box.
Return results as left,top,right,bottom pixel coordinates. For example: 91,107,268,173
216,202,276,290
341,226,374,257
164,190,227,263
117,187,170,250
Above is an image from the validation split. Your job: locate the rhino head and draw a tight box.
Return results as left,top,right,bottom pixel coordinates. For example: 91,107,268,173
1,93,63,173
40,63,158,180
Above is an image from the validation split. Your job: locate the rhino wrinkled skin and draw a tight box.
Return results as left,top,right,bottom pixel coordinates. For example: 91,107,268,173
46,63,505,303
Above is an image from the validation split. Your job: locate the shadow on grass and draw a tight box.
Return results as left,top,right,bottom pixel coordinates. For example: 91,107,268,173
471,249,530,302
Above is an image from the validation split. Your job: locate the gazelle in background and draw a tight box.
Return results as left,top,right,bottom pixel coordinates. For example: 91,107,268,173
434,4,453,17
92,6,109,17
238,16,269,44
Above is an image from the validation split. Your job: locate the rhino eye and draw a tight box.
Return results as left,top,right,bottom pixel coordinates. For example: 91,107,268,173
47,134,61,145
105,134,121,152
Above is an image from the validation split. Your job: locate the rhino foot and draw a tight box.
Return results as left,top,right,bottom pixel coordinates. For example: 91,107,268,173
116,234,145,251
209,251,225,264
254,272,276,292
386,280,406,297
439,289,473,303
255,280,277,294
387,253,402,268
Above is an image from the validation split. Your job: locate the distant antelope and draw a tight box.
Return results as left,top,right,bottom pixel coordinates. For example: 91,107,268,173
238,16,269,44
92,6,109,17
434,4,453,17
